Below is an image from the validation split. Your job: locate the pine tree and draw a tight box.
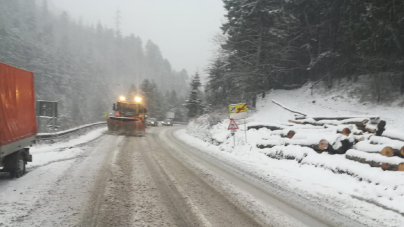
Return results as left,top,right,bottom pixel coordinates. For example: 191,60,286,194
185,72,203,118
127,84,138,101
0,2,189,130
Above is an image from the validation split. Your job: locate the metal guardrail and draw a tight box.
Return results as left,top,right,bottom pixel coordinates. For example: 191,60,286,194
36,120,186,140
172,121,188,125
36,122,107,140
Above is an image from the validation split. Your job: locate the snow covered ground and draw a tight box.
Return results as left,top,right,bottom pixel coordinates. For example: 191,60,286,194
253,83,404,130
179,84,404,227
28,127,107,170
0,127,108,226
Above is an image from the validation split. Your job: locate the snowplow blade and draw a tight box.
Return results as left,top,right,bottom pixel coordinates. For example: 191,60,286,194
107,117,145,136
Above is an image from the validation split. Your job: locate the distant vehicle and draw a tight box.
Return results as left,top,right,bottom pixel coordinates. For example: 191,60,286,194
146,118,158,127
162,119,173,126
166,111,175,119
0,62,35,178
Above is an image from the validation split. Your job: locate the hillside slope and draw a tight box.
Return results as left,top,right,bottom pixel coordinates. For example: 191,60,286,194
253,81,404,130
182,83,404,227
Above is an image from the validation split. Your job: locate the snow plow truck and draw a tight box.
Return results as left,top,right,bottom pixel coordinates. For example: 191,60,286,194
107,96,147,136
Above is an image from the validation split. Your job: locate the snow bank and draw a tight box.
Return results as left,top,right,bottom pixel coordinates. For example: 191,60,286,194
29,127,108,169
186,115,212,143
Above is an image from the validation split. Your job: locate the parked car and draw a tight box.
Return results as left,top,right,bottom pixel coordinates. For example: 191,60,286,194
162,119,173,126
146,118,158,126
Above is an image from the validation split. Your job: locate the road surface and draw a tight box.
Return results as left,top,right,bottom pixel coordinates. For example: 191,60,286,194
0,126,366,227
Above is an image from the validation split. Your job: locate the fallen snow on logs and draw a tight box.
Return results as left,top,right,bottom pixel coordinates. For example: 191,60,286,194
382,129,404,142
346,149,404,171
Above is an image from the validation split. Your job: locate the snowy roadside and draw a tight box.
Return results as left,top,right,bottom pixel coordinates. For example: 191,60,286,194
175,128,404,227
177,84,404,227
28,127,108,169
0,128,122,227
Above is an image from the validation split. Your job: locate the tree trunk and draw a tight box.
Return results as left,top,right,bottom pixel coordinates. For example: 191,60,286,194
252,94,257,108
346,150,404,171
401,73,404,94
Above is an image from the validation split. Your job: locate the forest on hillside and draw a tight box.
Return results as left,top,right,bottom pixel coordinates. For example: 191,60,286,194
0,0,189,130
205,0,404,108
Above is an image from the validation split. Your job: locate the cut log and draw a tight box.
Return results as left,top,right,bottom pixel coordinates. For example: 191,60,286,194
381,129,404,142
259,145,309,162
365,123,377,133
294,114,306,120
376,120,386,136
354,135,365,143
391,147,404,158
378,146,404,158
286,130,295,139
288,120,303,125
257,139,332,154
309,116,379,121
380,163,391,170
318,139,329,151
381,147,394,157
272,100,307,116
256,144,274,149
369,136,404,155
354,141,386,154
290,119,325,126
341,128,351,136
346,149,404,171
247,123,285,131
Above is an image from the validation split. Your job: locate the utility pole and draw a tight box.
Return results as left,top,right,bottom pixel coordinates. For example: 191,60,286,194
114,9,122,38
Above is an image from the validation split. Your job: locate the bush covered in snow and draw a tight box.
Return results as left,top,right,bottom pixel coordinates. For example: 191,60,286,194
186,115,213,142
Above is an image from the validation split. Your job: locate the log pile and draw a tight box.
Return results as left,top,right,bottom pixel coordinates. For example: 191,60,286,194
253,113,404,172
346,150,404,171
247,123,285,131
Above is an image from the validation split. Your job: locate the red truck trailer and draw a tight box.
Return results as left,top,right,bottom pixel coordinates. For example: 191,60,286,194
0,62,36,178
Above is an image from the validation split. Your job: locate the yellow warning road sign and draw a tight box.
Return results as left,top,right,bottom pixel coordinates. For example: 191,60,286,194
229,103,248,119
229,103,247,113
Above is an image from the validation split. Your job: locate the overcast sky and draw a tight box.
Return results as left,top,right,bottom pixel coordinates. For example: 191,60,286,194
51,0,226,75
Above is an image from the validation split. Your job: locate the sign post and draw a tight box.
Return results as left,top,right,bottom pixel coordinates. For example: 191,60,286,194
229,103,248,143
228,118,239,147
36,100,58,135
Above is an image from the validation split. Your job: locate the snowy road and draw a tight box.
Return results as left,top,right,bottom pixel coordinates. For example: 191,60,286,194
0,126,366,227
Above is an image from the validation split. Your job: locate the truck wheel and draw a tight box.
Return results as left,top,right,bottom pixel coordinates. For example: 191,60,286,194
10,153,25,178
